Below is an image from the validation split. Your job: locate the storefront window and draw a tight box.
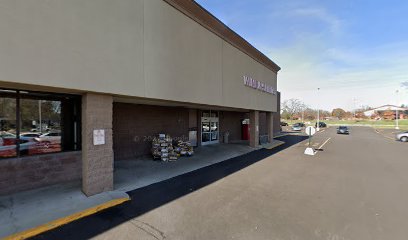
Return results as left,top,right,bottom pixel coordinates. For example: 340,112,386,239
202,111,210,117
0,89,81,159
0,92,17,158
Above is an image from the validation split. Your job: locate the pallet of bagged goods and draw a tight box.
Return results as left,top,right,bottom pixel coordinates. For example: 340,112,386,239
151,134,176,161
177,140,194,156
151,134,194,161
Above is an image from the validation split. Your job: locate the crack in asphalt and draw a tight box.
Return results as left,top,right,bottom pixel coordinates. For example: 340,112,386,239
128,219,166,240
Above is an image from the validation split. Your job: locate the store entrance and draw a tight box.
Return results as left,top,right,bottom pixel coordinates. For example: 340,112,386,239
201,110,219,145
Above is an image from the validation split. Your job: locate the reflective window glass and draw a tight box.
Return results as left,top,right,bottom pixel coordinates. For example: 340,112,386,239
0,89,81,159
0,96,17,158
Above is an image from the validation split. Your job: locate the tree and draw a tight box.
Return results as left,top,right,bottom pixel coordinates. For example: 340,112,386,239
332,108,347,119
303,108,317,120
281,99,306,120
344,111,353,119
319,110,331,119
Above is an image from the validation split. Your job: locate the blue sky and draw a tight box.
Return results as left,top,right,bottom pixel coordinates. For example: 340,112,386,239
195,0,408,111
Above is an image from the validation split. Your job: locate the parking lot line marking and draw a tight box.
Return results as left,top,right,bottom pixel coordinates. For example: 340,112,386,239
315,137,331,153
373,128,395,141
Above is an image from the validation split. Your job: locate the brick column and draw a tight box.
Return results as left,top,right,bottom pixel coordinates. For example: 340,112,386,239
249,110,259,148
266,112,274,143
82,93,114,196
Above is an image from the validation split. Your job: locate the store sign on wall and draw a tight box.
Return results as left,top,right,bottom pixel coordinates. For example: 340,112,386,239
243,75,276,95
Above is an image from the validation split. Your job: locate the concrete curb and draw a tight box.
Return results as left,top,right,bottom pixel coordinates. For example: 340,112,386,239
3,197,130,240
262,140,285,150
273,133,290,138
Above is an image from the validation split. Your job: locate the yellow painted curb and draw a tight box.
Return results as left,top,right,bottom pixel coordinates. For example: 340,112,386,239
3,197,130,240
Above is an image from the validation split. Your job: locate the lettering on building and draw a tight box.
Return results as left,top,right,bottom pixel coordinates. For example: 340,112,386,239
243,75,276,95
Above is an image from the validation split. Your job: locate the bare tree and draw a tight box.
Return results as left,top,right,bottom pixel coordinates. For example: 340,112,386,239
281,99,306,120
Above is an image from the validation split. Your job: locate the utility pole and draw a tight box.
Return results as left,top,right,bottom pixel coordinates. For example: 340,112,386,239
353,98,357,119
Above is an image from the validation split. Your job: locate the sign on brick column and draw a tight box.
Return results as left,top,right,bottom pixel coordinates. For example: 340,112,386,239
82,93,114,196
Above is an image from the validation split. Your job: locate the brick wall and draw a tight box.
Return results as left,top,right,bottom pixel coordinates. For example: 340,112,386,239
219,111,247,142
82,93,113,196
259,112,267,135
113,103,189,160
0,151,81,196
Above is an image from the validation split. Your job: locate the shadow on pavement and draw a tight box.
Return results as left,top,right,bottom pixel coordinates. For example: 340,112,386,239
31,134,307,240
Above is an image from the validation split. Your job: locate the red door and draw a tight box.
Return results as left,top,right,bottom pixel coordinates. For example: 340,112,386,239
242,119,250,140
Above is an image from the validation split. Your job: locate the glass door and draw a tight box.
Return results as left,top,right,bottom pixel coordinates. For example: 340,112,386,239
201,111,219,145
210,121,218,141
201,121,211,144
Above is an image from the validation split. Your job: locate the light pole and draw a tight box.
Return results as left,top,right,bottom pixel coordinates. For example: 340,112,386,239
316,88,320,131
353,98,357,119
396,90,399,130
39,100,42,133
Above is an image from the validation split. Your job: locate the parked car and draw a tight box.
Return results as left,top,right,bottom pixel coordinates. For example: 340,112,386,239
315,122,327,128
20,132,41,141
291,123,302,131
0,131,16,138
280,122,288,126
34,132,61,144
295,122,305,127
396,131,408,142
0,137,36,154
337,126,350,134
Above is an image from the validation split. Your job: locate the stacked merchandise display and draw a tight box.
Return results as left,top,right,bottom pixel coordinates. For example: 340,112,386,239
177,140,194,157
151,134,194,161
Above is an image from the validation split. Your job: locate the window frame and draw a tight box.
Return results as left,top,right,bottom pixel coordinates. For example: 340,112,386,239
0,88,81,159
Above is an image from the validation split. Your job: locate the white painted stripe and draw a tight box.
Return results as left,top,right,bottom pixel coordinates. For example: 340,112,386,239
316,137,331,153
374,128,396,141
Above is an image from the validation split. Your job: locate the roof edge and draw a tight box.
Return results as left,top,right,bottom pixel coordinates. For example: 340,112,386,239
162,0,281,73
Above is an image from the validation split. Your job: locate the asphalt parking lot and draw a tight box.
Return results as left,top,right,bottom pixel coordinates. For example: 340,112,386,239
32,127,407,240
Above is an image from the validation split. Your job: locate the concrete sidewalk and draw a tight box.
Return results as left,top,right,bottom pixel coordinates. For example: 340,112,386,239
114,143,256,192
0,182,129,239
0,141,285,239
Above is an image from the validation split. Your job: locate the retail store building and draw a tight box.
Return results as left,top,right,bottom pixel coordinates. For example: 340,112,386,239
0,0,281,196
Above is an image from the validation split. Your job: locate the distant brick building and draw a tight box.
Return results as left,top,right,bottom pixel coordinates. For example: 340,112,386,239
364,105,408,120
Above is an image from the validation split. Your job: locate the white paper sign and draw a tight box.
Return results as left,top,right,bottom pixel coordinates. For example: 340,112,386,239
93,129,105,145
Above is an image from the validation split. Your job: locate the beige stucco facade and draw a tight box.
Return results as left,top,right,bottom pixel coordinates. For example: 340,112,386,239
0,0,278,112
0,0,281,197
